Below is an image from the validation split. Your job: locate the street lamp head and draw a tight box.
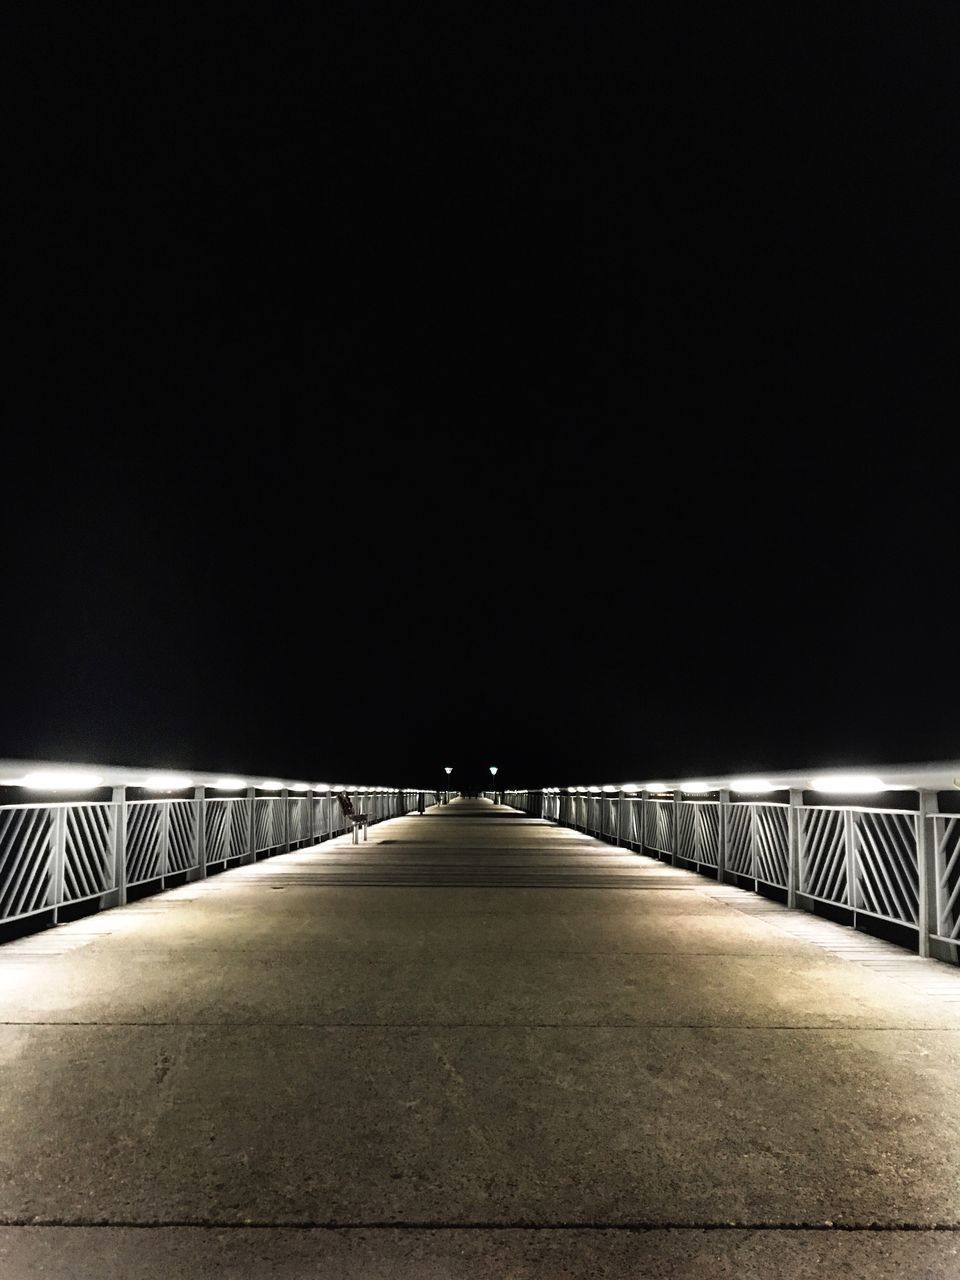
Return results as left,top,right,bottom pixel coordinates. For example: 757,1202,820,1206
444,767,453,775
489,766,498,777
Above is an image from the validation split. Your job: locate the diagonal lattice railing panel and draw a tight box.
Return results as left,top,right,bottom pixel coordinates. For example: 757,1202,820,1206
854,810,918,926
800,807,848,905
677,803,696,860
166,801,197,874
228,799,250,859
755,804,789,887
643,800,656,847
587,797,601,832
288,798,304,842
326,795,345,836
204,800,227,863
311,797,325,839
697,803,720,867
254,799,273,852
727,805,754,876
627,799,642,844
602,798,618,838
254,798,287,852
0,806,52,920
935,816,960,941
126,803,162,884
643,800,673,854
271,798,286,847
63,804,113,902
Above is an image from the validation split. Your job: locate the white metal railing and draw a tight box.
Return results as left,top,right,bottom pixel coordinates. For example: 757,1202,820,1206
504,787,960,964
0,787,436,928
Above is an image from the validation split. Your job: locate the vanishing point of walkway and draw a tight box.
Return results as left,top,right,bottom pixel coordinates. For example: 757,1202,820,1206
1,797,959,1277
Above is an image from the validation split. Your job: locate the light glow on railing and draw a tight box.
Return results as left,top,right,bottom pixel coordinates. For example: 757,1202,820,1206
144,773,193,791
20,770,103,791
730,779,776,794
290,783,310,792
681,782,712,794
810,774,886,794
258,780,284,791
644,784,669,793
212,777,247,791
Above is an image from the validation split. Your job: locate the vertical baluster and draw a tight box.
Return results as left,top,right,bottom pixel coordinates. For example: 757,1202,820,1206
787,788,803,908
112,786,127,906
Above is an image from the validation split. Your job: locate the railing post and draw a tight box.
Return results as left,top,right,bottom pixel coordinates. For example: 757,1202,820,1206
159,799,170,887
918,788,938,959
671,791,680,866
787,788,803,908
246,787,256,863
281,788,290,852
193,786,206,882
50,805,66,923
616,789,625,847
844,807,857,923
112,786,127,906
221,797,232,865
718,789,729,884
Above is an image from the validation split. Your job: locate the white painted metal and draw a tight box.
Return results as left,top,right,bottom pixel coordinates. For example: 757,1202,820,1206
505,778,960,966
0,776,433,933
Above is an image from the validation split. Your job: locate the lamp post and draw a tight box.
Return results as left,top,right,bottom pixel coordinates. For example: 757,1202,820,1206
489,765,498,804
443,766,452,803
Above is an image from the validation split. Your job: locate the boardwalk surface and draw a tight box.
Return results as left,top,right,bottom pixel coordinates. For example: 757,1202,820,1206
1,797,959,1277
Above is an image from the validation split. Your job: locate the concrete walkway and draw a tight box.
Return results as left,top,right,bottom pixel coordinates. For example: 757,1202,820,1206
1,797,959,1277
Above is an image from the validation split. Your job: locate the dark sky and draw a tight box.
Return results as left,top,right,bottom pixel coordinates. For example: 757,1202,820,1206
5,5,959,790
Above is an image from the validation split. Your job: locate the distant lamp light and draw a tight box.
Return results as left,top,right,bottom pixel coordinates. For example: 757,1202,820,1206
489,766,498,776
644,784,669,793
144,773,193,792
602,785,617,793
258,780,284,791
314,783,330,792
212,777,246,791
290,783,310,792
730,778,776,794
681,782,712,795
588,786,601,793
20,770,103,792
811,774,886,794
444,767,453,775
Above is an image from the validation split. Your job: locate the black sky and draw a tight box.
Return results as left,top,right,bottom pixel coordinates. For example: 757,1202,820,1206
5,4,959,790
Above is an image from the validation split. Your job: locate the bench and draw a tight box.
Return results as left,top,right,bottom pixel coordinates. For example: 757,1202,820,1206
337,792,369,844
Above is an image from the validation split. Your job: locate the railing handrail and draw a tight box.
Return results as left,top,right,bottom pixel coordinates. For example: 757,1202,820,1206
504,785,960,966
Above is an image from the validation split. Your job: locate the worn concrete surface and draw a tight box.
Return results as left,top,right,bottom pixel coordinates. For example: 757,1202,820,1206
2,1227,958,1280
1,796,958,1276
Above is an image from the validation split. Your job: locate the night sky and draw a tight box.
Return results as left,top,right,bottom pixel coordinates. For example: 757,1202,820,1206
5,5,958,791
